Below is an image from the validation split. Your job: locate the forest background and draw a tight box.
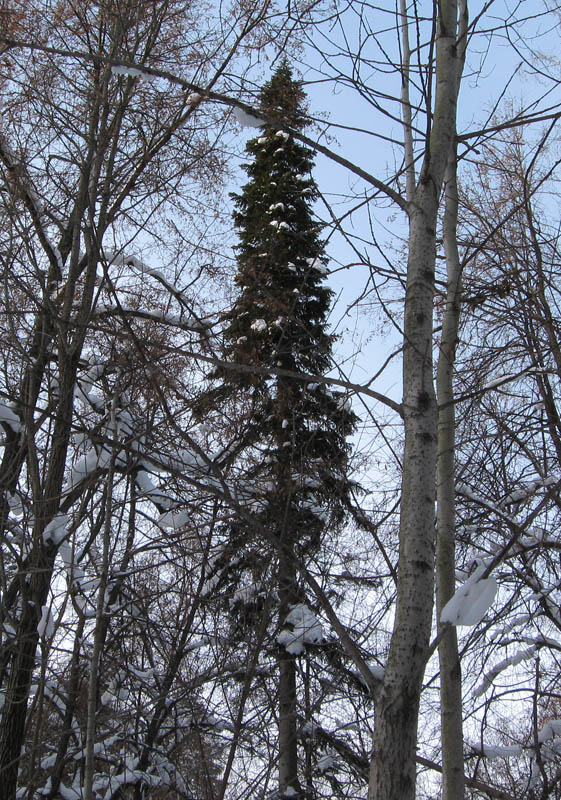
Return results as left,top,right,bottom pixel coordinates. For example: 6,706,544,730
2,1,561,799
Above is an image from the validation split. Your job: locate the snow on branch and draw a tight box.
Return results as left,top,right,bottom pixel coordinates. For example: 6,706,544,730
473,644,538,697
277,604,325,655
0,400,22,435
441,562,497,627
501,475,559,508
99,251,210,332
470,742,524,759
233,106,265,128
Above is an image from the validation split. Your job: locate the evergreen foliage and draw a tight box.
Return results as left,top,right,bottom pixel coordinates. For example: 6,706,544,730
199,61,358,623
196,63,359,796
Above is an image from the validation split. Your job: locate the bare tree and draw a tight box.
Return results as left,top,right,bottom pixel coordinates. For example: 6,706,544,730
0,1,279,796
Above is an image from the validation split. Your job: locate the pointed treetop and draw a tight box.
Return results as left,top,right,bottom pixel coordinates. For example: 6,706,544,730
259,59,308,130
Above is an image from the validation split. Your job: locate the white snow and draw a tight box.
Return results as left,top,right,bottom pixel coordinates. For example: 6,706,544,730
111,65,158,83
38,605,55,639
354,661,385,689
7,492,23,517
277,604,324,655
101,690,113,706
43,514,70,546
58,784,81,800
318,753,335,773
310,258,329,274
501,476,558,507
65,445,113,488
482,373,518,390
367,662,385,681
538,719,561,743
2,622,15,637
251,319,267,332
112,65,143,78
301,721,318,736
186,92,201,105
201,573,221,598
135,469,173,510
472,743,524,759
0,402,22,434
492,613,530,640
441,568,497,627
233,106,264,128
231,585,256,605
157,510,189,530
473,644,538,697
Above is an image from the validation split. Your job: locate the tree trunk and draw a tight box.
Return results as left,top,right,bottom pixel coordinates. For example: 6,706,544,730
368,2,463,797
436,147,465,800
277,547,300,797
83,391,119,800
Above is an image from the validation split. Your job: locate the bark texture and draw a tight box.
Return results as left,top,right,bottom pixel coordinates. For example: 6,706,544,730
368,2,463,797
436,148,466,800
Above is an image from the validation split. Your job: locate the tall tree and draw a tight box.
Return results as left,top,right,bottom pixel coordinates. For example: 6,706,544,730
197,61,357,798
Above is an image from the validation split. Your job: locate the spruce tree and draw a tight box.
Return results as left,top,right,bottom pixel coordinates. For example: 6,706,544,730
197,62,357,798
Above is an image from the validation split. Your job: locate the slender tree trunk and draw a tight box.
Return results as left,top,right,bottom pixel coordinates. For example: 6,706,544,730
274,379,302,798
0,249,99,798
83,390,119,800
277,547,300,797
0,595,45,799
368,196,440,800
368,2,463,797
436,147,465,800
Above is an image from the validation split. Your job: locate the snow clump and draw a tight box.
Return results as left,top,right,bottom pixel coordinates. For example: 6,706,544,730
251,319,267,333
277,604,324,655
233,107,264,128
441,563,498,626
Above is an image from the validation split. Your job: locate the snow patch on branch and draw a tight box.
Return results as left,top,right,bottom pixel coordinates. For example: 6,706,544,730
157,509,189,530
482,373,519,390
473,644,538,697
441,563,497,627
277,604,324,655
251,319,267,332
538,719,561,743
43,514,70,546
233,107,264,128
471,743,524,759
0,401,22,434
37,605,55,639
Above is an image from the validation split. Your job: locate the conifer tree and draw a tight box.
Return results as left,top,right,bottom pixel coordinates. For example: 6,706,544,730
197,62,357,798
